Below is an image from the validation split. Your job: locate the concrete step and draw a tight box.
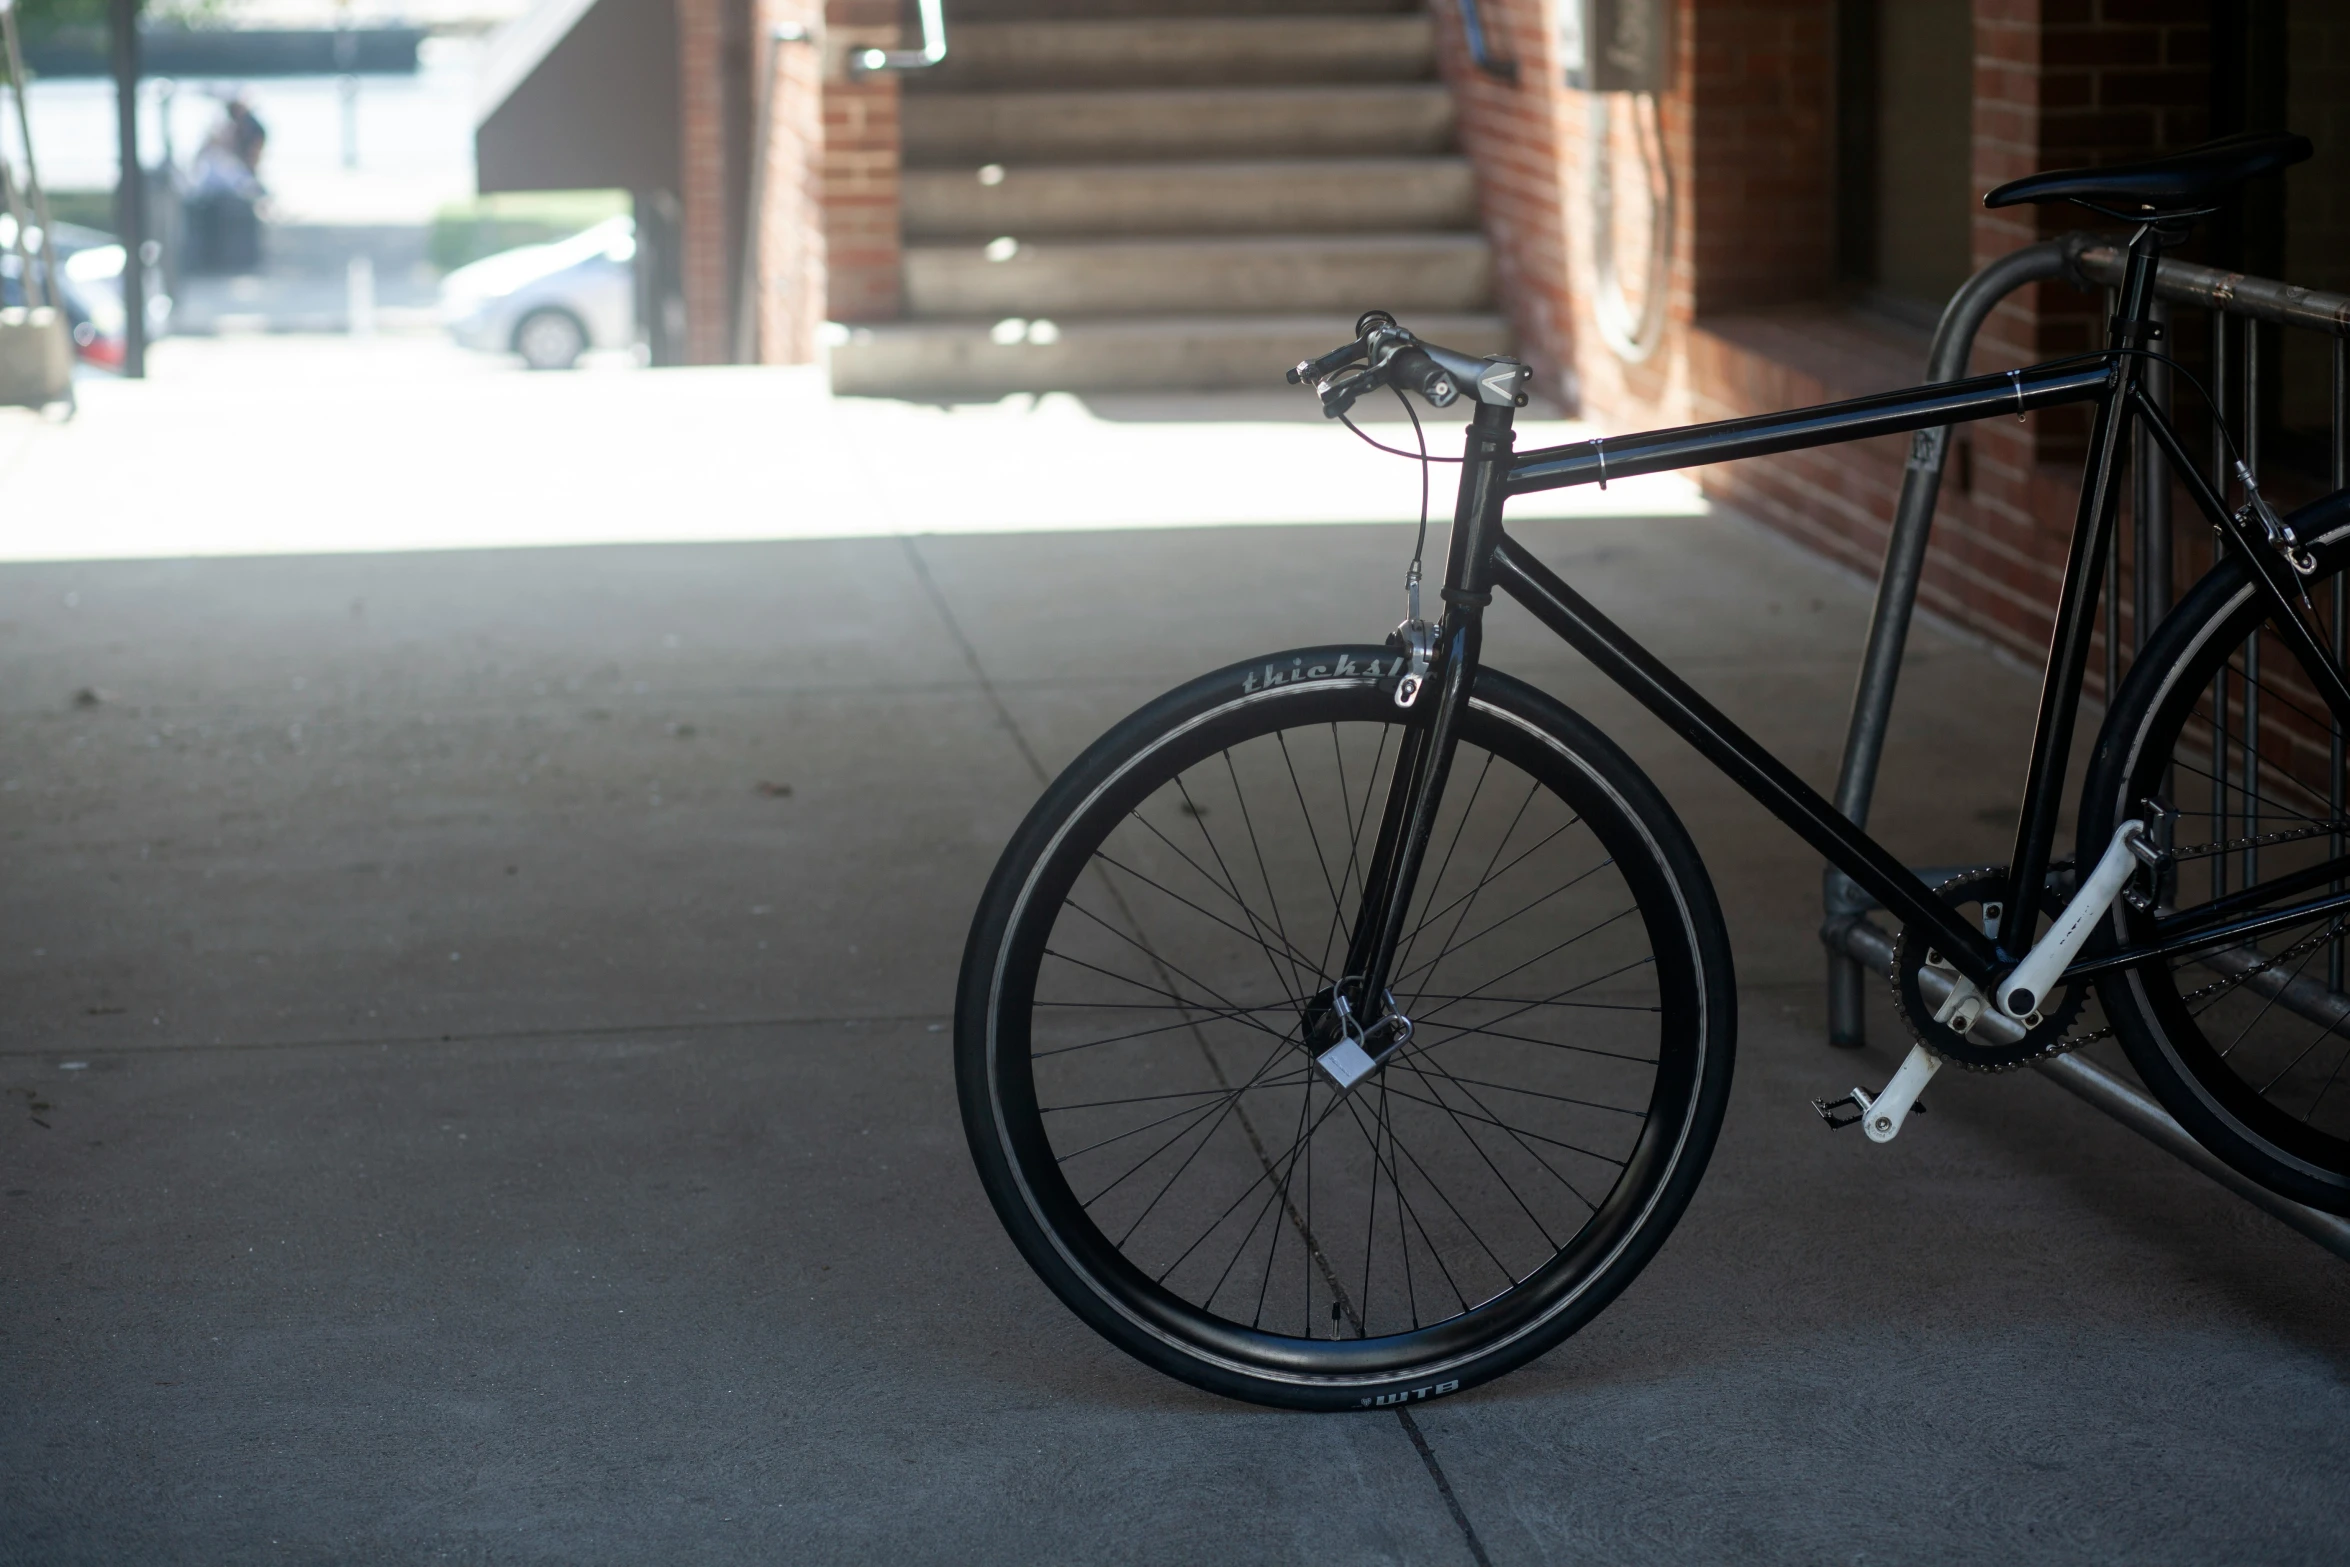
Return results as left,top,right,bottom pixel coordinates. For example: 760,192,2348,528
903,232,1492,317
913,16,1433,90
902,84,1454,165
903,157,1477,239
828,311,1511,396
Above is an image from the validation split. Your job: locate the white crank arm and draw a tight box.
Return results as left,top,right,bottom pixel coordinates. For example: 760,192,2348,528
1860,1043,1942,1143
1998,819,2149,1020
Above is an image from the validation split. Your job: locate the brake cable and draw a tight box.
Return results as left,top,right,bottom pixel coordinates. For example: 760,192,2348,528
1330,386,1447,622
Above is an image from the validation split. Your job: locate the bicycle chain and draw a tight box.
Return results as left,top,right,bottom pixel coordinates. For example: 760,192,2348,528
2152,820,2350,865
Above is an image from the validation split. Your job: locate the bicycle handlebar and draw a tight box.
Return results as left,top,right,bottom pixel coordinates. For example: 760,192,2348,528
1287,312,1531,421
1385,347,1458,407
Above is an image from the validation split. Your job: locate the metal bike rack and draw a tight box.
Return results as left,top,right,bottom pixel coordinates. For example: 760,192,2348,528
1817,232,2350,1259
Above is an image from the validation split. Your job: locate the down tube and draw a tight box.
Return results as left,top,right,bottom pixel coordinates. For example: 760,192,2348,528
1486,532,2001,979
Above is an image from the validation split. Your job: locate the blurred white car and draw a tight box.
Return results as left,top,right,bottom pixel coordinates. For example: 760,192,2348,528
440,216,634,370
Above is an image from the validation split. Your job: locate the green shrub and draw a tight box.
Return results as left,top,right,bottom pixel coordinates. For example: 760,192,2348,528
39,190,120,234
428,190,629,273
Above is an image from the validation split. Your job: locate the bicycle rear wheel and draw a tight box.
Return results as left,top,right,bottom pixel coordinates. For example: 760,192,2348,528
957,646,1735,1409
2081,493,2350,1212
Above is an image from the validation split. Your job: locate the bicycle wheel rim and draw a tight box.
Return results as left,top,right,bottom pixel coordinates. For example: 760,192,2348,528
2102,558,2350,1180
976,676,1713,1388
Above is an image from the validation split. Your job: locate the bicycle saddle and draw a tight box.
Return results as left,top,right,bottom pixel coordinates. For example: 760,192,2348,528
1983,130,2312,216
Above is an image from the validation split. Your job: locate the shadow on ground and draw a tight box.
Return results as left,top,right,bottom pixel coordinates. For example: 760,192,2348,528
4,512,2346,1564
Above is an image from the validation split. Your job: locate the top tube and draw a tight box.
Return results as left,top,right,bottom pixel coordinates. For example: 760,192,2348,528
1504,360,2114,497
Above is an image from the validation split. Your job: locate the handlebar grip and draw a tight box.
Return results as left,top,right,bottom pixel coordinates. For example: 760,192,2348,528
1288,338,1368,386
1386,346,1461,408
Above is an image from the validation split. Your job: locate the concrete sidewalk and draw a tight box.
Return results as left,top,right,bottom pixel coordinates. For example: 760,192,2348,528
0,336,1698,565
5,509,2348,1564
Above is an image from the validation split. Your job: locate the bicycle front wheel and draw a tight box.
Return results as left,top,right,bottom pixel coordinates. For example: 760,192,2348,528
2081,493,2350,1212
956,646,1735,1409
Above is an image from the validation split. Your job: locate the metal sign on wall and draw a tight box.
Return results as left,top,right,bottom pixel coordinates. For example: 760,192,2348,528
1559,0,1670,94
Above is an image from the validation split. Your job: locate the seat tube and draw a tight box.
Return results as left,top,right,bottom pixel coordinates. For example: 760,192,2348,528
1346,400,1518,1009
1998,229,2160,950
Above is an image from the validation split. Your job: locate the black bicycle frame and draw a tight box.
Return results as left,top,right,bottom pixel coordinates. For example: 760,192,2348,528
1343,227,2350,1016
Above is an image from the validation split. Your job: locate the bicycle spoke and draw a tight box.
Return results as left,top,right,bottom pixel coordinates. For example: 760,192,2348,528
1031,1005,1295,1062
1389,750,1499,985
1099,1031,1300,1232
1040,945,1294,1045
1385,1052,1565,1251
1014,703,1689,1352
1409,945,1655,1037
1392,1047,1606,1213
1220,748,1310,1012
1055,902,1298,1042
1390,853,1618,994
1163,772,1319,1006
1249,1077,1318,1331
1341,1088,1504,1307
1405,907,1642,1029
1092,847,1319,995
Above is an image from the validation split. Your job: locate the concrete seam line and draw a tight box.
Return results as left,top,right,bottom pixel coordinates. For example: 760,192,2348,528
897,534,1050,786
0,1011,954,1059
1396,1406,1494,1567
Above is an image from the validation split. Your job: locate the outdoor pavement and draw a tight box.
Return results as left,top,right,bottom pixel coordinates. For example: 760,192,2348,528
4,346,2348,1564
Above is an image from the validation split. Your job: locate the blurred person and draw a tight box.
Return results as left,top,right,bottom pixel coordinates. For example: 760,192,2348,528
185,96,268,275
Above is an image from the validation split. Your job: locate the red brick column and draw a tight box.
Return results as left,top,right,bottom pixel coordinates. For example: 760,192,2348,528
819,0,902,326
681,0,901,364
751,0,827,363
676,0,733,365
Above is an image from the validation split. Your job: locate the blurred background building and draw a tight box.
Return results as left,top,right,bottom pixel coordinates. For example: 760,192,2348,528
3,0,2344,656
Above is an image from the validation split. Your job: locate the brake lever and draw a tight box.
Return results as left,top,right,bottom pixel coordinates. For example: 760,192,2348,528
1290,338,1368,387
1317,371,1375,420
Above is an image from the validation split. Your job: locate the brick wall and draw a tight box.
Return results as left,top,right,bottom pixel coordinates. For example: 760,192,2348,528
1437,0,1702,426
2281,0,2349,434
1954,0,2214,661
1434,0,1578,398
1685,1,1836,315
1444,0,2229,673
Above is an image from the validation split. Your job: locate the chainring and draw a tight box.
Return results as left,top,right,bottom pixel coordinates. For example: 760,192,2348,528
1890,867,2092,1072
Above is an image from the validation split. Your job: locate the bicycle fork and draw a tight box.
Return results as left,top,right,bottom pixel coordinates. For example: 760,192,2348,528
1315,400,1519,1093
1315,610,1484,1091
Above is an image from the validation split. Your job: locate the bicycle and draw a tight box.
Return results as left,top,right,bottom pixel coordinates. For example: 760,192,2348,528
955,131,2349,1411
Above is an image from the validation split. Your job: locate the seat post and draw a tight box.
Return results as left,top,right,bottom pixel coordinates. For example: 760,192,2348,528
2109,224,2169,351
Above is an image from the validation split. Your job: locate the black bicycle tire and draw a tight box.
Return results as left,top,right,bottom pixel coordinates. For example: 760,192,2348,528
956,646,1736,1410
2080,490,2350,1213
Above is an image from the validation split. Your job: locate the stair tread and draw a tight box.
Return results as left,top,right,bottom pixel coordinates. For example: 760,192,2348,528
906,233,1491,254
949,0,1421,16
913,15,1433,88
904,83,1457,163
909,82,1451,108
827,312,1511,395
903,155,1472,176
868,0,1486,398
944,16,1432,38
903,158,1479,237
839,313,1509,331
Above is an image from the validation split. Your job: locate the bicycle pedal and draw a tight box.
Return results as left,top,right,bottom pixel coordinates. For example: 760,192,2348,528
1812,1086,1928,1130
1812,1088,1871,1130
